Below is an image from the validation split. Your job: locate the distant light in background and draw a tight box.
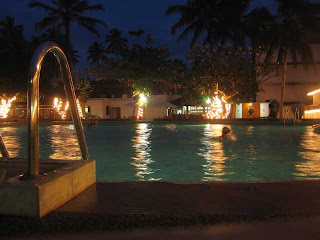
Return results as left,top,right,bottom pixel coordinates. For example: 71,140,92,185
137,107,144,120
0,96,16,119
307,88,320,96
76,99,84,119
137,93,148,120
205,95,231,119
53,97,84,119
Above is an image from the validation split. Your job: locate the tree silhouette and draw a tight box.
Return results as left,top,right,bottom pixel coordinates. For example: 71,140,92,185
105,28,128,58
166,0,251,48
28,0,106,65
87,41,106,66
264,0,320,117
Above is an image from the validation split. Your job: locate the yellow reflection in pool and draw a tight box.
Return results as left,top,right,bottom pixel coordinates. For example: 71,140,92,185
199,124,227,181
0,127,21,157
131,123,156,180
296,126,320,177
49,125,81,160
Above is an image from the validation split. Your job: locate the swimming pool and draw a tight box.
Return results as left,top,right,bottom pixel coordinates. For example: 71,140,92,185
1,123,320,182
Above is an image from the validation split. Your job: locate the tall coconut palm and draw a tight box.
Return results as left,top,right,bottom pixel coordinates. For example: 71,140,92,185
166,0,218,48
87,41,106,66
40,26,63,43
129,29,145,46
166,0,251,48
0,16,24,47
243,7,275,48
105,28,128,58
265,0,320,118
0,16,29,96
40,26,80,66
28,0,107,64
128,29,145,38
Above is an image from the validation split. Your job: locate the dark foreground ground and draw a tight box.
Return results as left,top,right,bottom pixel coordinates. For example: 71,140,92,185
2,180,320,239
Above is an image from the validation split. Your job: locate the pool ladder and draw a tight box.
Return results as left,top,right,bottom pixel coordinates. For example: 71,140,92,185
0,41,89,180
283,107,300,126
294,108,300,126
283,108,289,126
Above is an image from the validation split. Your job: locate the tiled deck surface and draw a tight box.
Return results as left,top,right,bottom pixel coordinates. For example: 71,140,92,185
58,180,320,217
2,180,320,238
12,216,320,240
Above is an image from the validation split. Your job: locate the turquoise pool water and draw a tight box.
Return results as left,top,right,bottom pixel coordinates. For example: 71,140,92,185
1,123,320,182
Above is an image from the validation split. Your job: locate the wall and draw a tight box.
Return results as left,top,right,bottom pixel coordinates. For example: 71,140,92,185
313,92,320,106
144,106,168,121
85,95,180,120
257,43,320,105
242,103,260,119
257,84,316,104
85,99,104,119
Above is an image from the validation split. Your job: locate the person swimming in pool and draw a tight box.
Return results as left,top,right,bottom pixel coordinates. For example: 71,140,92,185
219,126,231,139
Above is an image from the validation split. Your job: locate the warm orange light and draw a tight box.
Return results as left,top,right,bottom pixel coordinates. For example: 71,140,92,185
53,97,84,119
136,93,148,120
305,109,320,114
76,99,84,119
53,97,66,119
0,96,16,118
205,95,231,119
137,107,144,120
307,89,320,96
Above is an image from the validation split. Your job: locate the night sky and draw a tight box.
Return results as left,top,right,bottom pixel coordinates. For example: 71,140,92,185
0,0,277,69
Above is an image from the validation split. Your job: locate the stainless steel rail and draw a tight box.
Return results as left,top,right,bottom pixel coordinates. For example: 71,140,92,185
27,41,89,177
0,134,9,158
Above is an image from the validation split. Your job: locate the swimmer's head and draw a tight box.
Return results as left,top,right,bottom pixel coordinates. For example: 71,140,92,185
222,127,231,135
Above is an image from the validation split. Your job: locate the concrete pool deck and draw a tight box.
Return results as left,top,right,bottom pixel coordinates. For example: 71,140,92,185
2,179,320,237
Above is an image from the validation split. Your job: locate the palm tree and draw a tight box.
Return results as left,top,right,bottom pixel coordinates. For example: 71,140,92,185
105,28,128,58
243,8,275,48
87,41,106,66
128,29,145,38
166,0,251,48
0,16,24,47
28,0,107,64
242,7,276,102
264,0,320,118
166,0,218,48
40,26,63,43
129,29,145,46
0,16,29,96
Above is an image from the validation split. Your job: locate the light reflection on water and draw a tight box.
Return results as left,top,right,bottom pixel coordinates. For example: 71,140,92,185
198,124,227,181
131,123,157,180
2,123,320,181
0,127,22,157
297,126,320,177
48,125,81,160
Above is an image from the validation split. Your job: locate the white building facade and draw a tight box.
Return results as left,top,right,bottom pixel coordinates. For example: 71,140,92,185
85,95,180,121
256,44,320,118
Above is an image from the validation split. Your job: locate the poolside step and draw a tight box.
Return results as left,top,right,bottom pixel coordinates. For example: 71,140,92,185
0,168,7,182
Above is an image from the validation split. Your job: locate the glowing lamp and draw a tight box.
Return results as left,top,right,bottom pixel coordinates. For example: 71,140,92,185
205,95,231,120
0,96,16,119
139,93,147,105
137,107,144,120
305,109,320,114
307,89,320,96
53,97,84,120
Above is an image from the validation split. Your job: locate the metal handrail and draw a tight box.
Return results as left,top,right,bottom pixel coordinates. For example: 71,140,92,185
0,134,9,158
26,41,89,177
283,108,289,126
294,108,300,126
